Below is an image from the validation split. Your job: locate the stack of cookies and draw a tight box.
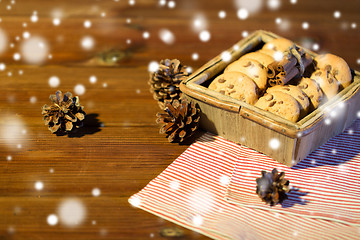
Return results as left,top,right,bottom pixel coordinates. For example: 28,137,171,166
208,38,353,122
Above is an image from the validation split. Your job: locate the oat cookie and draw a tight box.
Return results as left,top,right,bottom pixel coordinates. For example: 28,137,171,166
298,77,324,110
224,58,267,90
267,85,310,117
255,91,300,122
310,69,339,100
208,72,259,105
315,54,352,90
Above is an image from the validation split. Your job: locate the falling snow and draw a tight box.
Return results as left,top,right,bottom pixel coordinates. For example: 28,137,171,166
80,37,94,51
58,198,87,227
302,22,309,30
237,8,249,20
35,181,44,190
199,30,211,42
53,18,61,26
89,75,97,84
13,53,21,61
192,215,203,227
49,76,60,88
218,10,226,19
74,84,86,95
221,51,231,62
168,1,176,8
159,29,175,44
84,20,92,28
192,53,199,61
334,11,341,19
142,31,150,39
267,0,281,10
235,0,262,14
47,214,58,226
269,138,280,150
92,188,101,197
148,61,159,72
0,63,6,71
21,36,49,64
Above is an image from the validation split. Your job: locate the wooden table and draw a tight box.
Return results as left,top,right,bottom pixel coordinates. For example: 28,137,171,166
0,0,359,239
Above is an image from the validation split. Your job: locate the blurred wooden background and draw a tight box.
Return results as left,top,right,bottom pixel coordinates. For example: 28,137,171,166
0,0,359,239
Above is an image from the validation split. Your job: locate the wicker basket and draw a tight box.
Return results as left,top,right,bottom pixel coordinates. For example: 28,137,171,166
180,30,360,166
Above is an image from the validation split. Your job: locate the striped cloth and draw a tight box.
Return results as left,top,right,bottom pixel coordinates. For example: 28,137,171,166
226,120,360,226
129,120,360,240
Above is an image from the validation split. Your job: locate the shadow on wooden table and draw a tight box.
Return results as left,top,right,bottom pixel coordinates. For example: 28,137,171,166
56,113,102,138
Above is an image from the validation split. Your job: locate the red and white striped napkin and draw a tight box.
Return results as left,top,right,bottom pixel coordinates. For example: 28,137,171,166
226,121,360,226
129,120,360,240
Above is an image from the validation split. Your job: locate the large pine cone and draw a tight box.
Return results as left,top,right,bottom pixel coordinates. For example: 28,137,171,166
42,90,86,133
256,168,290,206
149,59,190,109
156,99,200,143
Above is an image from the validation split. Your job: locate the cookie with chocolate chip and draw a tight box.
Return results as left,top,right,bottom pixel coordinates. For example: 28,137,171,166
310,69,339,100
208,72,259,105
298,77,324,110
240,52,275,68
224,58,268,91
262,38,295,53
255,91,301,122
267,85,310,118
314,54,352,90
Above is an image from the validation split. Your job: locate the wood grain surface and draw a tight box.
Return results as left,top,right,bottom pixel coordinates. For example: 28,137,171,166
0,0,359,239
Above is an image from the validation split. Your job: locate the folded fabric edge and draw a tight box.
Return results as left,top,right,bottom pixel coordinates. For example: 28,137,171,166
224,194,360,227
128,194,230,240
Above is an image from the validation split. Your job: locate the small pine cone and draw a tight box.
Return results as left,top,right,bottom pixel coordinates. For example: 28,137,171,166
256,168,290,206
149,59,190,109
156,99,200,143
41,90,86,133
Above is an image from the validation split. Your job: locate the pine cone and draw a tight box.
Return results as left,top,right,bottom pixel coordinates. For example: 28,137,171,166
256,168,290,206
41,90,86,133
156,99,200,143
149,59,190,109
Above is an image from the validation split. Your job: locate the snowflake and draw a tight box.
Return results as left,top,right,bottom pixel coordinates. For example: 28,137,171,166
47,214,58,226
0,63,6,71
192,215,203,227
84,20,92,28
221,51,231,62
49,76,60,88
219,175,230,186
81,36,95,50
92,188,101,197
333,11,341,19
74,84,86,95
237,8,249,20
168,1,176,8
13,53,21,61
267,0,281,10
218,10,226,19
192,53,199,61
148,61,159,72
302,22,309,30
199,30,211,42
269,138,280,150
57,198,87,227
35,181,44,190
159,29,175,44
